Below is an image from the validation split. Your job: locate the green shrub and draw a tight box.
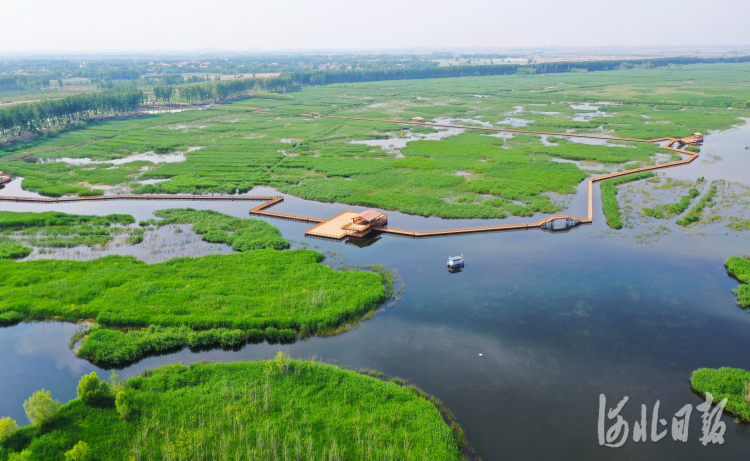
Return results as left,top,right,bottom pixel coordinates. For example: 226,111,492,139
23,390,61,426
77,372,111,406
0,417,18,443
7,450,32,461
115,390,133,421
247,328,264,343
264,327,280,342
220,329,246,347
278,329,298,343
64,441,93,461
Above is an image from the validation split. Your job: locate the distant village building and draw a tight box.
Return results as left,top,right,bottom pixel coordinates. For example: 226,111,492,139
411,117,426,123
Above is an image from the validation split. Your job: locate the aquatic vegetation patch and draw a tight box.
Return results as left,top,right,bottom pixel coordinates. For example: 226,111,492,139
0,211,138,249
74,325,275,365
642,186,700,219
600,172,655,229
691,367,750,422
676,183,718,226
528,142,664,164
0,358,466,460
727,217,750,231
0,243,31,260
0,249,387,353
153,208,289,251
725,255,750,308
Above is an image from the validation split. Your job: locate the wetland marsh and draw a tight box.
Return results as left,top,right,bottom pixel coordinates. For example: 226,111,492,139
2,65,750,460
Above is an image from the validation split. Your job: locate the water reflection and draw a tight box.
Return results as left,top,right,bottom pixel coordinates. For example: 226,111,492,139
0,121,749,459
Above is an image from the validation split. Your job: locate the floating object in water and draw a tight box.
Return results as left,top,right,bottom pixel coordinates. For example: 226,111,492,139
447,254,464,268
478,353,483,357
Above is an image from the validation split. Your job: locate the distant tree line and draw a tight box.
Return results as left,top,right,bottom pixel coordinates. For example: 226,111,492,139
72,67,142,80
0,88,143,135
0,75,50,92
151,75,295,103
287,55,750,86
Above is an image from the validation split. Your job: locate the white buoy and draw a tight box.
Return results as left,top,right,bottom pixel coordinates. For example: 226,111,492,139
478,353,483,357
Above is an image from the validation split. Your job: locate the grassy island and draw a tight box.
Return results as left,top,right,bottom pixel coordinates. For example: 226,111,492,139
0,357,467,460
690,367,750,422
0,243,31,260
152,208,289,251
0,211,140,248
725,255,750,307
0,210,390,365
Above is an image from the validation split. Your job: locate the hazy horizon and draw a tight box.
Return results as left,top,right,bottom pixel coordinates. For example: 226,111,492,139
4,0,749,54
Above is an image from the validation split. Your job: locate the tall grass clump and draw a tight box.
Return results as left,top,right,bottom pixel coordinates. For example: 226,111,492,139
691,367,750,422
676,183,718,226
643,186,702,220
0,211,138,249
0,243,31,260
154,208,289,250
725,255,750,308
600,172,654,229
0,359,467,460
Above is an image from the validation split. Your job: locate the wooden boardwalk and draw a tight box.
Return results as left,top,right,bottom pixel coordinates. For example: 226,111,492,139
237,110,699,238
248,196,324,223
0,194,280,203
0,174,10,186
0,109,702,239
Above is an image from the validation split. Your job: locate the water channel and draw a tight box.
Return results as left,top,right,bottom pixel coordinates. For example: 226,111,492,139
1,122,749,460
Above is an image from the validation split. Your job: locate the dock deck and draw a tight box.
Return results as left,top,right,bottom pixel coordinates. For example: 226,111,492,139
304,211,361,239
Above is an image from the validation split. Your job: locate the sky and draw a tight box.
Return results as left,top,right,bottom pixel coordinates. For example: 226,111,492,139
2,0,749,53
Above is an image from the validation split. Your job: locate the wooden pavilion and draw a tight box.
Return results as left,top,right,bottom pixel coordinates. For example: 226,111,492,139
680,132,704,144
341,210,388,237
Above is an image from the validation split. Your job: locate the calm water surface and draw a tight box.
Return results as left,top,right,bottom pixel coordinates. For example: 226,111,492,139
1,123,750,460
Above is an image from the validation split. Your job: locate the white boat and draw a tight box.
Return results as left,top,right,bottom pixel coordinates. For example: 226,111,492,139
447,255,464,268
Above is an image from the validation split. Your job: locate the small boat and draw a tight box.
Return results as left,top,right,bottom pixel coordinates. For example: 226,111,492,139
447,255,464,268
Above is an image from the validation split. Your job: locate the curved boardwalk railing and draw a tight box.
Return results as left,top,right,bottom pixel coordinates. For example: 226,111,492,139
0,109,701,239
243,111,700,237
0,194,279,203
0,174,11,186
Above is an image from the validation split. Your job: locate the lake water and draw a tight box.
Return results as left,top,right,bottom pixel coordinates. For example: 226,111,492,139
1,122,750,460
